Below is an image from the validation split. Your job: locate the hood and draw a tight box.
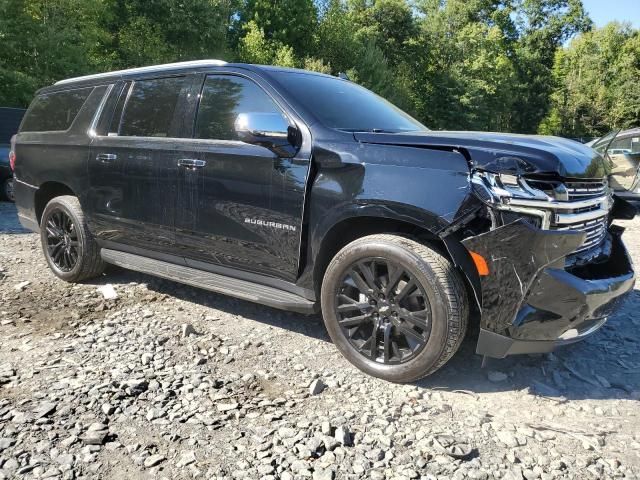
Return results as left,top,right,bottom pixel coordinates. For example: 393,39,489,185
353,130,610,179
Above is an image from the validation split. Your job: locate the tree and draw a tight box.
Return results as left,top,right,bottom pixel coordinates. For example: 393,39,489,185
235,0,317,58
540,23,640,137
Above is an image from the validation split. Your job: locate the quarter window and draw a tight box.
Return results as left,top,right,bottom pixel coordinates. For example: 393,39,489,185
119,77,186,137
195,75,285,141
21,87,93,132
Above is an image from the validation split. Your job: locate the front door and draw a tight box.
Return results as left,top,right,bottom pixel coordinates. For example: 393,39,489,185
88,75,192,256
173,73,311,282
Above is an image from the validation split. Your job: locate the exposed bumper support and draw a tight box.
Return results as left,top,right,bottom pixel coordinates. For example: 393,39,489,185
460,221,635,358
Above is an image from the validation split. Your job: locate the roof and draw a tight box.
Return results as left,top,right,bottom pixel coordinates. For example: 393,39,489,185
54,59,229,86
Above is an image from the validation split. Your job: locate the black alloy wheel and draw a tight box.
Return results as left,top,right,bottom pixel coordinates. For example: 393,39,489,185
3,177,14,202
321,234,468,383
336,257,432,364
40,195,105,282
45,209,80,272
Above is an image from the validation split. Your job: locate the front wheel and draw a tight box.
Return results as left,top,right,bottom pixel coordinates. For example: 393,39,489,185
40,195,106,282
321,234,468,383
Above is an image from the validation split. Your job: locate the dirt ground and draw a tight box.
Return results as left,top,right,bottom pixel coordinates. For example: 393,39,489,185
0,200,639,480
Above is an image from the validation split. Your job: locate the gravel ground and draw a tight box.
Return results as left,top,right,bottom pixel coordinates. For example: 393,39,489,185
1,200,639,480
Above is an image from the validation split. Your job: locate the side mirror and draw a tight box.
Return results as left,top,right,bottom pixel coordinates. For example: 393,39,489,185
234,112,299,157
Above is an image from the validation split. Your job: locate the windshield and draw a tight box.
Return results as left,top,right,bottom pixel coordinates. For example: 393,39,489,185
272,72,428,133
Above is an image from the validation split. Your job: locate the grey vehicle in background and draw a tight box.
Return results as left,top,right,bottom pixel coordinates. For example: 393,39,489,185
0,107,27,201
591,128,640,201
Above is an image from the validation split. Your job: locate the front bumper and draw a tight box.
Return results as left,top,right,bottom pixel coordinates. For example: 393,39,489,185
462,221,635,358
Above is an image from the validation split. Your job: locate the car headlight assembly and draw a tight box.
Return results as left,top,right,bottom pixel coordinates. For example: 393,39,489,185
471,171,552,229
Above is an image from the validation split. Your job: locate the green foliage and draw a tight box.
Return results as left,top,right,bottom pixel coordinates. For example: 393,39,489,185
1,0,638,137
236,0,317,57
541,23,640,137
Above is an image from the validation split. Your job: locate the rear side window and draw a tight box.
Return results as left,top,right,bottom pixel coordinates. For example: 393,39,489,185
21,87,93,132
195,75,285,141
119,77,185,137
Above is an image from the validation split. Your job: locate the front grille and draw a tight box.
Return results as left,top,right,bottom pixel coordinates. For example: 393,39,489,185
552,216,608,254
510,177,612,256
565,179,607,201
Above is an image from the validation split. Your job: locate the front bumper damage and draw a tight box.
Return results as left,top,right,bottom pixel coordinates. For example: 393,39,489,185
460,221,635,358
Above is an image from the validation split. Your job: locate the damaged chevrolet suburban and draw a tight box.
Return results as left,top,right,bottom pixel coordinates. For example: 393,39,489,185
12,60,636,382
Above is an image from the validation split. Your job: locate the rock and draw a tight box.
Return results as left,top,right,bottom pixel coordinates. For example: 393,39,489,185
257,464,275,475
56,454,75,466
124,378,148,395
278,427,297,439
334,426,352,446
496,431,519,448
81,429,107,446
182,323,197,337
34,401,57,418
61,435,78,448
433,434,473,459
41,466,62,478
216,402,239,412
313,468,335,480
144,454,166,468
488,371,508,382
88,422,108,431
14,281,30,291
97,284,118,300
309,378,327,395
176,450,197,468
0,437,16,451
101,403,115,415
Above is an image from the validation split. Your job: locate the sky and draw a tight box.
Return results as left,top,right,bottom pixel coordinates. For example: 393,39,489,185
581,0,640,28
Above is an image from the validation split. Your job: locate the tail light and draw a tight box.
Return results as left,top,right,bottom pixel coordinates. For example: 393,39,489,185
9,134,16,171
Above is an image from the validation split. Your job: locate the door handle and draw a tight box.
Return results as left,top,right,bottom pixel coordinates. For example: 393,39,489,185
96,153,117,163
177,158,207,169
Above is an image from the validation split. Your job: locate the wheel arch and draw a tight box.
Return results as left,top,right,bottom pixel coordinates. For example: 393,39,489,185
304,211,482,319
34,181,76,224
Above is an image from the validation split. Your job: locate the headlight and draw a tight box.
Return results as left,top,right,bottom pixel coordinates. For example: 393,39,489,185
471,171,550,204
471,171,552,229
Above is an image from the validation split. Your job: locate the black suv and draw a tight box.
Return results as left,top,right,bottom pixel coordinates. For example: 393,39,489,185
13,60,636,382
0,107,26,201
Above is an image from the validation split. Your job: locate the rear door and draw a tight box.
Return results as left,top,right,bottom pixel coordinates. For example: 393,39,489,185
88,75,192,256
172,72,311,282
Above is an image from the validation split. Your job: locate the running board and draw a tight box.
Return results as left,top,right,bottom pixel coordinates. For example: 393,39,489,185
100,249,317,314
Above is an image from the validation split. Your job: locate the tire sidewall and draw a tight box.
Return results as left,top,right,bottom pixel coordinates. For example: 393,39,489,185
40,198,87,281
321,238,453,383
3,177,13,202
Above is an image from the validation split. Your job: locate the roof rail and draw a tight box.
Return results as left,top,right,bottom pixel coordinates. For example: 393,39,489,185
54,59,228,86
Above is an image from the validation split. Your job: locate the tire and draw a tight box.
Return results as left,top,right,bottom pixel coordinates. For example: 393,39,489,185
40,195,106,282
321,234,468,383
2,177,13,202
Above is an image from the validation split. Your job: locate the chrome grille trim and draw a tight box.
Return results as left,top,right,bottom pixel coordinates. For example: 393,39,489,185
517,178,611,255
565,180,607,200
553,216,608,254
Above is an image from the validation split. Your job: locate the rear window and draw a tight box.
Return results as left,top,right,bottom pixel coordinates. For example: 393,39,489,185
119,77,186,137
21,88,93,132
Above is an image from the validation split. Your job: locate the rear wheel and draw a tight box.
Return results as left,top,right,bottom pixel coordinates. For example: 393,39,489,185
321,234,468,383
2,177,13,202
40,195,105,282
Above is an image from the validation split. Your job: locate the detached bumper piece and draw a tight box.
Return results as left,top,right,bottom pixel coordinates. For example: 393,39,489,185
462,221,635,358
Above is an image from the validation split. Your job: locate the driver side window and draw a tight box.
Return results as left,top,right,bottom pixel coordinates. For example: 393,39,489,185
195,75,285,141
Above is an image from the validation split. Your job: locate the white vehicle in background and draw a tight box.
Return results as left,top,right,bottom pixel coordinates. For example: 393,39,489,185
590,128,640,201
